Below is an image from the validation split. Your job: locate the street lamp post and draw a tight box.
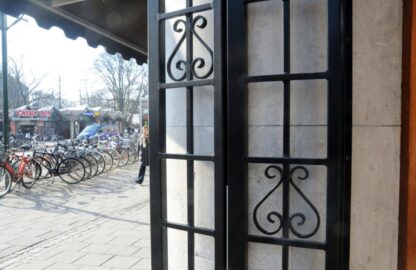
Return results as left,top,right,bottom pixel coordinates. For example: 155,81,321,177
1,13,9,149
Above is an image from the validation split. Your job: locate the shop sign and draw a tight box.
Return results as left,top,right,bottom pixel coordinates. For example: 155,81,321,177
11,110,53,121
82,111,100,118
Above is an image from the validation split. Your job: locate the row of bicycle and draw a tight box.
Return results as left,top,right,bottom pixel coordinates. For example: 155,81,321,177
0,135,139,198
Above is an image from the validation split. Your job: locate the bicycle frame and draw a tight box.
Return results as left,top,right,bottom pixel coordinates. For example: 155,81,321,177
7,154,34,181
1,162,16,182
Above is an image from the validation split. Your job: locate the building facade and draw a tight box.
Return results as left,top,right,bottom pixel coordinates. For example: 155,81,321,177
9,106,66,138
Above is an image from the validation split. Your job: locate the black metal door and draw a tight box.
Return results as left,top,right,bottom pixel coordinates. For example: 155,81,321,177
149,1,225,269
227,0,351,269
149,0,351,269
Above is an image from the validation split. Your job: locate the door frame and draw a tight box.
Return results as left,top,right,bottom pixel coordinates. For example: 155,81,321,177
148,1,226,269
399,0,416,269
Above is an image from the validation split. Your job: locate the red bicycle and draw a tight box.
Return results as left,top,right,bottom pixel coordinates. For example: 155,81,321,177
0,148,41,198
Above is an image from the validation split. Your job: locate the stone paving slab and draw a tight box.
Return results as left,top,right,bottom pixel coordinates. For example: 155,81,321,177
101,256,141,269
0,163,150,270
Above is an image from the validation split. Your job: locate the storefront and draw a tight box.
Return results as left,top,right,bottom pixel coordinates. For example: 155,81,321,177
9,106,65,138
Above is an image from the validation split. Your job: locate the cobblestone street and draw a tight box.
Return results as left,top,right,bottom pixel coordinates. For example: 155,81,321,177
0,164,150,270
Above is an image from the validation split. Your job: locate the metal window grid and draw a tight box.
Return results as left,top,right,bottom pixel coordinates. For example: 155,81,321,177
149,1,226,269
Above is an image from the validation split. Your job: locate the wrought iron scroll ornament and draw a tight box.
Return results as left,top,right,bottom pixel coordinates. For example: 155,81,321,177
253,165,284,235
289,166,321,238
167,15,214,82
167,18,187,81
253,165,321,239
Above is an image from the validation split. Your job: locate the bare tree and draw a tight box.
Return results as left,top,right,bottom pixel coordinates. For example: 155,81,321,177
7,57,47,108
0,60,45,109
31,89,57,107
87,89,109,108
93,53,148,113
130,66,148,113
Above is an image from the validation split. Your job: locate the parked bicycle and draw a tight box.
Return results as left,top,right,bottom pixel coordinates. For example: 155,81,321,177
0,132,139,199
0,146,41,198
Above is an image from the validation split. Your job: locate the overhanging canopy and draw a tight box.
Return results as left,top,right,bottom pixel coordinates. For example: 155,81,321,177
0,0,148,63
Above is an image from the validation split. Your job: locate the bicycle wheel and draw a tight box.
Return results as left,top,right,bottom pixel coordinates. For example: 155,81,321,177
22,160,41,189
33,156,52,179
127,149,134,165
101,151,113,172
58,158,85,184
109,150,121,168
46,154,60,171
85,154,98,178
118,148,129,166
0,165,12,198
79,157,92,180
93,152,106,175
133,147,139,163
128,148,137,165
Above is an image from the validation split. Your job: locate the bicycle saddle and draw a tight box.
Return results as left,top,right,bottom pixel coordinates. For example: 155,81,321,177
20,144,32,151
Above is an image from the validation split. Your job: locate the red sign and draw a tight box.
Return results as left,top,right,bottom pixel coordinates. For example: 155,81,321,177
12,110,53,121
39,111,52,118
17,110,38,117
15,110,52,118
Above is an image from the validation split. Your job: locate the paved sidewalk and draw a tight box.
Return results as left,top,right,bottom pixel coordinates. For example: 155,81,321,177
0,164,150,270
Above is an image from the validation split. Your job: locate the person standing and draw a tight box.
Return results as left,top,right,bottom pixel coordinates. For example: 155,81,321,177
135,124,149,184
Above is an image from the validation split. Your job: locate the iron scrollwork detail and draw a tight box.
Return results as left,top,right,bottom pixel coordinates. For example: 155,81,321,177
167,18,187,81
253,165,284,235
167,15,213,82
253,165,321,239
288,166,321,239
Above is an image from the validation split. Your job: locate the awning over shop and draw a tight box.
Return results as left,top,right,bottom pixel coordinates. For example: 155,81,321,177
89,107,111,121
107,111,122,121
58,105,130,123
120,113,131,122
59,105,87,121
0,0,148,63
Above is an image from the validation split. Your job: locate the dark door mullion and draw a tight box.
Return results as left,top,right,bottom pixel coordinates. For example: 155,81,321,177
282,0,291,269
213,0,226,269
185,1,195,269
225,0,247,268
326,0,351,269
149,0,167,269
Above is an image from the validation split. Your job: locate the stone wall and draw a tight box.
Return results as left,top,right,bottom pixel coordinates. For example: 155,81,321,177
350,1,402,269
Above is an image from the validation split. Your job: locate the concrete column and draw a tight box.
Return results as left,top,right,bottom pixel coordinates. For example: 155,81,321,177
70,121,75,139
350,1,402,269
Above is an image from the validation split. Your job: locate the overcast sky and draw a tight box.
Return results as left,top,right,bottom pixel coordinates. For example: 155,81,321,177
4,14,106,103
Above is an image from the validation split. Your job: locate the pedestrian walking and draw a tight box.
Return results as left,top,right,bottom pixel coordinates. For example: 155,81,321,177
135,123,149,184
